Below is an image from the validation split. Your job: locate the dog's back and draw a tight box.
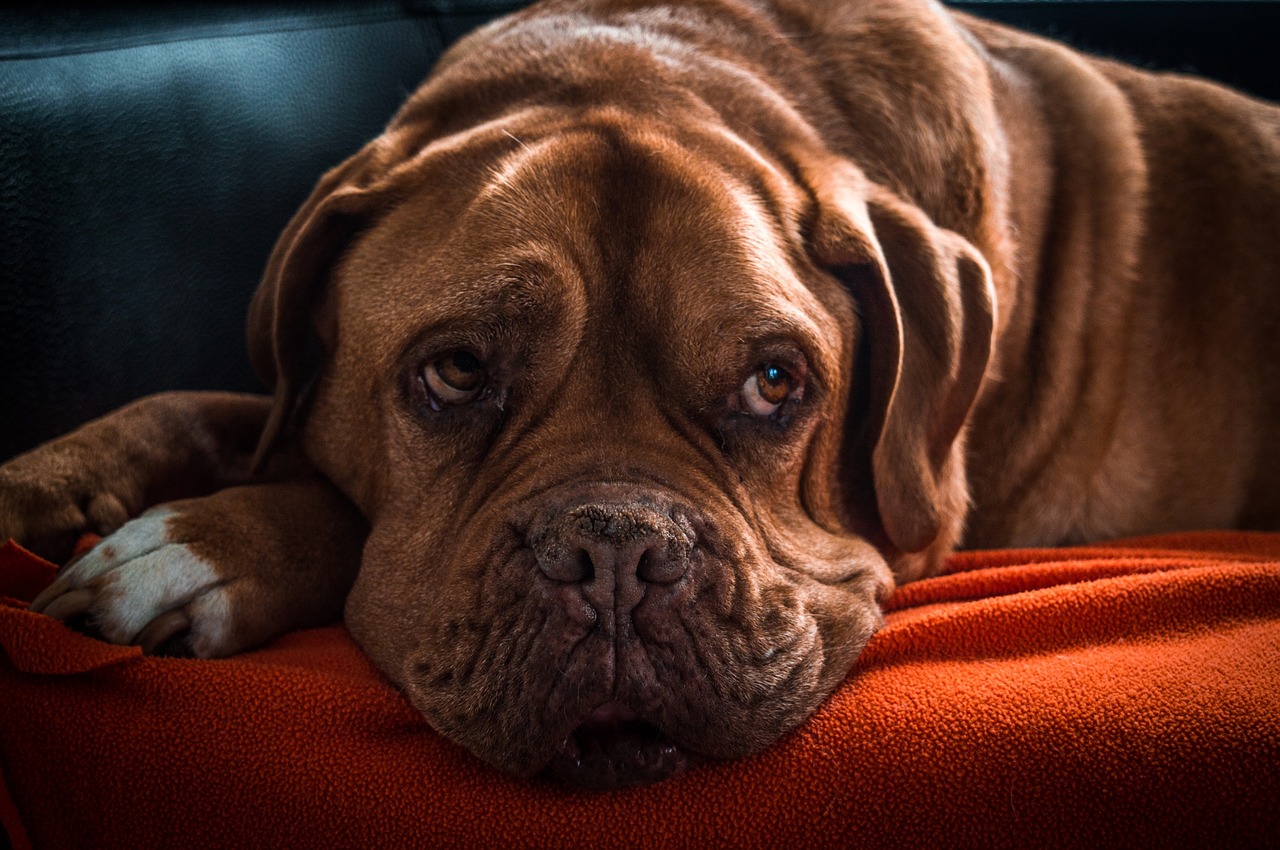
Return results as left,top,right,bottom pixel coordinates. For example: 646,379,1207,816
953,11,1280,546
767,0,1280,546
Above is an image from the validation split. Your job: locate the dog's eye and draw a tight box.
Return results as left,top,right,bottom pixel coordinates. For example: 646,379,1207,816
422,351,487,408
740,364,797,417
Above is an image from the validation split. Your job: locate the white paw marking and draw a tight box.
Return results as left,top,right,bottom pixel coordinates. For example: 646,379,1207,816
62,508,230,649
69,507,176,581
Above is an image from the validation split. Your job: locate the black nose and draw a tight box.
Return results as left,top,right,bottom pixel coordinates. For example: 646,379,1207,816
534,503,690,590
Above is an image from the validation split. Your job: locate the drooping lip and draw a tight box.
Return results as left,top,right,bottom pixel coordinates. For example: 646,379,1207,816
548,701,691,789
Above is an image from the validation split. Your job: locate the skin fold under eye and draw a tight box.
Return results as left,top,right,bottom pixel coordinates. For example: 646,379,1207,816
422,351,487,409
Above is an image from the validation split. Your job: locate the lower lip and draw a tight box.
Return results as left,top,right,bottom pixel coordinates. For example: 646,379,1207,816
551,705,690,789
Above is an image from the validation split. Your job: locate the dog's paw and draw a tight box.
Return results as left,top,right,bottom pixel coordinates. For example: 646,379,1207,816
0,456,135,563
30,507,241,657
0,391,271,562
28,481,363,658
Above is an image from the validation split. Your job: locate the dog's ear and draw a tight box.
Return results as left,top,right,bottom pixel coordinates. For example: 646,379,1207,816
246,145,394,471
808,168,995,555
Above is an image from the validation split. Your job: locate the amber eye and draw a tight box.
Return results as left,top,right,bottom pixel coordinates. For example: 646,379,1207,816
741,364,796,417
422,351,486,408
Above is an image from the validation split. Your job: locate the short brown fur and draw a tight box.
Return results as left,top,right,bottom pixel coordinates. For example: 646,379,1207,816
4,0,1278,787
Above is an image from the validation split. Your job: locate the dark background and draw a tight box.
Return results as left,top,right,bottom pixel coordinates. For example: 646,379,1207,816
1,0,1276,461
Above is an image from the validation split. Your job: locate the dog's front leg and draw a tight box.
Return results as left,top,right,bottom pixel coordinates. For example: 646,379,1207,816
27,477,366,657
0,391,273,561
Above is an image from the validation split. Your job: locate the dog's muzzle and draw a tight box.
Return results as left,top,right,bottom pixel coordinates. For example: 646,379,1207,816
530,495,697,787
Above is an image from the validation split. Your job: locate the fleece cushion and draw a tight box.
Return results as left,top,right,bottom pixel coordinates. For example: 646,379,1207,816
1,533,1278,849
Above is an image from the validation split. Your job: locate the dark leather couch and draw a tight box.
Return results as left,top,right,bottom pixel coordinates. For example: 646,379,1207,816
2,0,1277,461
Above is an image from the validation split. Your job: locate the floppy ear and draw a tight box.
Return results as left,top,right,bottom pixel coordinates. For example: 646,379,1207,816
808,170,996,555
246,146,393,470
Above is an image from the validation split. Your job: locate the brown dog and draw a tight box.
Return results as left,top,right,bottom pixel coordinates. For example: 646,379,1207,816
3,0,1278,789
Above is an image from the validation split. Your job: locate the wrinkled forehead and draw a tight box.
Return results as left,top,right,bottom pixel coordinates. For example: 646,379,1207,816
335,121,845,371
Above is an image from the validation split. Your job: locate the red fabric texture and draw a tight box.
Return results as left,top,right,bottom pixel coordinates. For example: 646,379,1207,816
1,533,1278,848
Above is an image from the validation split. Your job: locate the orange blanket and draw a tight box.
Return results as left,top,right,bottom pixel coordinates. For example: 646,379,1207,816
2,533,1278,848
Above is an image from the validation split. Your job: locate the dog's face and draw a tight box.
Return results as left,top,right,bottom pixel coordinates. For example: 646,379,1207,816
247,111,993,787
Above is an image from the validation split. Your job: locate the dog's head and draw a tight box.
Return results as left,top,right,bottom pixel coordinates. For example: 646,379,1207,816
245,58,992,787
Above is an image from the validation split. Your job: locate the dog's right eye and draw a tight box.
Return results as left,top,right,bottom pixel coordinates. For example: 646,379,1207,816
421,351,487,409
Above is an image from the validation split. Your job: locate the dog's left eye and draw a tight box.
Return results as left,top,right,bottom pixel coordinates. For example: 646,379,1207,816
740,364,799,417
422,351,487,409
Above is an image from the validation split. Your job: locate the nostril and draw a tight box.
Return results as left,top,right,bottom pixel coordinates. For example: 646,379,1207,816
536,543,597,583
635,544,688,584
576,549,596,582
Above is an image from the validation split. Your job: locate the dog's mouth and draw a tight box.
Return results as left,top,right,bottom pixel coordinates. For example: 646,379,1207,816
548,702,690,789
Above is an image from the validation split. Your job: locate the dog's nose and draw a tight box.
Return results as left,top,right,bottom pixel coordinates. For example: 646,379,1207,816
534,503,690,589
